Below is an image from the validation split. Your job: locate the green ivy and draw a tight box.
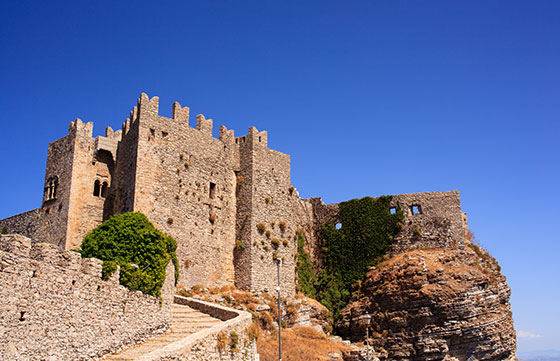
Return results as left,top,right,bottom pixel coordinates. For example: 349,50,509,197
295,231,316,298
80,212,179,297
315,196,403,323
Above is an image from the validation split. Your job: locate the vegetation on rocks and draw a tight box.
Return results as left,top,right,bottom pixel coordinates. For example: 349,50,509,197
80,212,179,297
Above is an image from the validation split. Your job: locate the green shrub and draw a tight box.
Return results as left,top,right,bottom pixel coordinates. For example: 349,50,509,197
271,238,280,248
80,212,179,297
315,196,403,323
256,223,266,234
1,226,8,234
101,260,118,280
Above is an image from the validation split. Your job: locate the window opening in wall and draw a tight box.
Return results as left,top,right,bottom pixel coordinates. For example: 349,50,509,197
162,131,168,138
390,207,397,214
150,128,155,136
44,176,59,201
335,223,342,229
93,180,101,197
259,136,261,142
209,182,216,199
101,182,108,198
235,138,238,144
411,205,422,215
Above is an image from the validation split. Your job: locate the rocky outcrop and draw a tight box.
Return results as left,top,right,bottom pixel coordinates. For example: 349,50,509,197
338,244,517,361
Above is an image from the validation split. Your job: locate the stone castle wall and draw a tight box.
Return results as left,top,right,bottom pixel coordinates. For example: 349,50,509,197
0,234,174,361
389,190,467,254
0,93,468,299
115,94,240,289
235,126,297,295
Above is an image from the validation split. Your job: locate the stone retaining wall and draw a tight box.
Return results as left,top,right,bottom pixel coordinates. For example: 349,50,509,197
0,234,174,361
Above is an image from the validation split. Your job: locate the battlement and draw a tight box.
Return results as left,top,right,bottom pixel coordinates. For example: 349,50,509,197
68,118,93,138
235,126,268,147
119,93,271,149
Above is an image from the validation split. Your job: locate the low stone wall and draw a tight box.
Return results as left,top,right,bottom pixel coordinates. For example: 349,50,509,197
0,234,174,361
138,296,256,361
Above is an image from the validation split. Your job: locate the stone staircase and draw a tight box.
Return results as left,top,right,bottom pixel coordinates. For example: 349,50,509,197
105,303,222,361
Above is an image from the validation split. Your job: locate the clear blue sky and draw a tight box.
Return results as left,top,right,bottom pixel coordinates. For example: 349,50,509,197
1,0,558,353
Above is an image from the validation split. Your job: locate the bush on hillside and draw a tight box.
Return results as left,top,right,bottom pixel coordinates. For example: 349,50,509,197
80,212,179,297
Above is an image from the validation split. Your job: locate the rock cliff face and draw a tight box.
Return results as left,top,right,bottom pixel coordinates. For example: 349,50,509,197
338,244,517,361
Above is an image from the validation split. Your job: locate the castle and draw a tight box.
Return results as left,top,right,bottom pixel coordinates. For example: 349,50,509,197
0,93,468,296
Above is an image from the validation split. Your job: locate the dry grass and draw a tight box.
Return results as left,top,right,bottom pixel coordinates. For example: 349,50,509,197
257,326,350,361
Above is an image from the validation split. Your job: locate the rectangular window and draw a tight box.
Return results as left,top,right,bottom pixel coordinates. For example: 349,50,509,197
390,207,397,214
209,182,216,199
411,205,422,215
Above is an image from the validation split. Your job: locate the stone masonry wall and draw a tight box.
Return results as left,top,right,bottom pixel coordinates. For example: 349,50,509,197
235,127,297,296
389,190,467,254
0,234,174,361
0,209,42,243
296,191,467,274
65,119,119,250
120,94,238,289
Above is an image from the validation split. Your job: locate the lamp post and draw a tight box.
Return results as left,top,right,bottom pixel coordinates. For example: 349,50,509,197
364,311,371,361
276,257,282,361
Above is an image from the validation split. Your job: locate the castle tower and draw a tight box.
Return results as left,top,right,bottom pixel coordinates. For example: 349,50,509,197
234,127,297,295
39,119,120,249
111,93,239,289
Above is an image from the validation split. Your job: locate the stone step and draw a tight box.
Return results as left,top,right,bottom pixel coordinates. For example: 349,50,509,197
104,304,222,360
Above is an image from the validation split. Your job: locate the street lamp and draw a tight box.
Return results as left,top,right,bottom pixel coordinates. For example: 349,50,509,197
276,257,282,361
364,311,371,361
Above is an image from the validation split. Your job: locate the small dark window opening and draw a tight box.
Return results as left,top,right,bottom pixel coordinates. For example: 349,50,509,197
19,311,25,321
235,138,238,144
390,207,397,215
259,136,261,142
93,180,101,197
411,205,422,215
209,182,216,199
150,128,155,136
101,182,108,198
162,131,168,138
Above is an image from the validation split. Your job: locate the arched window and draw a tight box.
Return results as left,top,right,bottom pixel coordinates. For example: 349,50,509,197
101,182,108,198
44,176,59,201
93,180,101,197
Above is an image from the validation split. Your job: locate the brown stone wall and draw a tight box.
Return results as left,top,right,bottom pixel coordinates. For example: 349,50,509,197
0,234,174,361
389,191,467,254
234,127,297,295
121,94,238,289
65,121,117,250
0,209,42,242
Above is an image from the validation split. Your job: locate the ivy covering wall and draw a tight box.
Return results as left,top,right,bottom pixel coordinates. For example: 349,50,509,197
314,196,404,322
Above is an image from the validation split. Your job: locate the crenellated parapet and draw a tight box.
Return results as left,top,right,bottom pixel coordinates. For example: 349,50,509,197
219,125,235,144
172,101,190,124
68,118,93,139
196,114,213,137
